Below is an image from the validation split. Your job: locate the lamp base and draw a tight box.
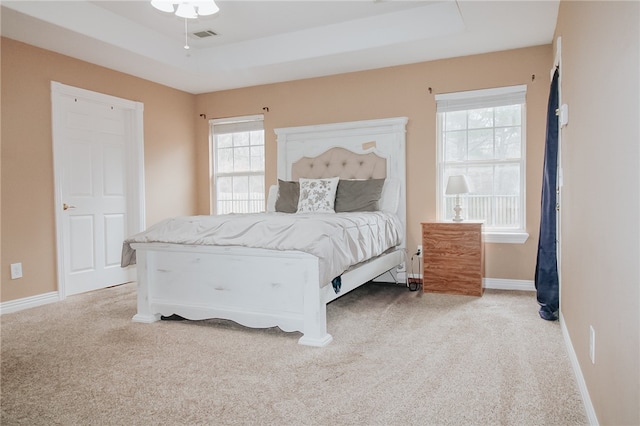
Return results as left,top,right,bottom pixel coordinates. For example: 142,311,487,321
452,203,464,222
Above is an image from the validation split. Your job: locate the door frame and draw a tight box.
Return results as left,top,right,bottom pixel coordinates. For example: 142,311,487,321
553,37,563,311
51,81,145,299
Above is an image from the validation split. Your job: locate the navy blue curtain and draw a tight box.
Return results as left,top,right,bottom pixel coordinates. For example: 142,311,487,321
534,67,560,321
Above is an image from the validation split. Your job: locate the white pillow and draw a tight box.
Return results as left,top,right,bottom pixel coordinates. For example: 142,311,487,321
296,177,340,213
266,184,278,213
379,178,400,213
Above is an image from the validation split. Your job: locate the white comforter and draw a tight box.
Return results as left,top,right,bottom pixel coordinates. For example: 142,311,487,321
121,212,402,287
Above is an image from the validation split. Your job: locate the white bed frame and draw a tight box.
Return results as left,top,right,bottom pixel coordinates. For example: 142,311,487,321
130,117,408,346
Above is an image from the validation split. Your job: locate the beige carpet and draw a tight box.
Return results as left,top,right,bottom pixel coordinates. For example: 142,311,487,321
1,282,586,425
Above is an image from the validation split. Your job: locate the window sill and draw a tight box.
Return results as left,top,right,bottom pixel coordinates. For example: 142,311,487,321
483,231,529,244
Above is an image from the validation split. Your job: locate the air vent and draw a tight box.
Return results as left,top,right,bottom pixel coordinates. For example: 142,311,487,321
192,30,218,38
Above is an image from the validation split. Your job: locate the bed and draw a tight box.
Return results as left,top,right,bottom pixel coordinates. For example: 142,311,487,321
122,117,408,346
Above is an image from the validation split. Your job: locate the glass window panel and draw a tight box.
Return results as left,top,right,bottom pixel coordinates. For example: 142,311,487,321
495,164,520,195
467,129,494,160
444,131,467,162
232,176,248,200
467,108,493,129
216,176,232,194
233,132,250,147
250,146,265,172
217,148,234,173
495,127,522,159
495,105,521,127
233,147,250,172
464,166,494,225
249,130,264,146
216,134,233,148
495,165,520,227
444,111,467,131
249,175,264,196
465,165,494,196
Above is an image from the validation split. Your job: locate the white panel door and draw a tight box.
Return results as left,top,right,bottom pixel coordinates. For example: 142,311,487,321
53,85,143,296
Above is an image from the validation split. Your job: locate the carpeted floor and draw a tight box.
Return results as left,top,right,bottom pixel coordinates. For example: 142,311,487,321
1,282,587,425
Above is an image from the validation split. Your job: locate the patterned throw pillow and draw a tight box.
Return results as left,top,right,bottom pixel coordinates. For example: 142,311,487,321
296,177,340,213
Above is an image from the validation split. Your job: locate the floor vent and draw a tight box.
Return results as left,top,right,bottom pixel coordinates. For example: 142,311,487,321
193,30,218,38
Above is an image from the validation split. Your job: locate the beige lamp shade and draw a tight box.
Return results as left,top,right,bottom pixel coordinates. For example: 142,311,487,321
445,175,470,195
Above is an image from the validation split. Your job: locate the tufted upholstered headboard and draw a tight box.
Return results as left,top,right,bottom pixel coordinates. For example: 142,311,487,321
274,117,408,249
291,147,386,180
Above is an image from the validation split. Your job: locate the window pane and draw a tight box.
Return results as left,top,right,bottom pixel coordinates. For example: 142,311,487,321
467,129,494,160
495,127,521,159
444,131,467,162
495,164,520,195
232,176,249,200
250,146,265,172
249,130,264,146
217,176,232,194
465,166,494,225
217,147,234,173
217,134,233,148
468,108,493,129
466,165,493,196
495,165,520,227
233,132,250,147
495,105,521,127
233,147,251,172
445,110,467,131
216,176,233,214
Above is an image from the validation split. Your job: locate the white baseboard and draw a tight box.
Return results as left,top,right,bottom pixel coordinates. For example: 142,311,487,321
404,276,535,291
560,312,598,425
483,278,535,291
0,291,60,315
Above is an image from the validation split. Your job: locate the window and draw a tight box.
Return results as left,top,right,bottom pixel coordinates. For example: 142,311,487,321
210,115,265,214
436,85,528,243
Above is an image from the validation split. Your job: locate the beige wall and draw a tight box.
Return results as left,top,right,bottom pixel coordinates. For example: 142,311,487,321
195,45,552,281
555,1,639,424
1,38,197,302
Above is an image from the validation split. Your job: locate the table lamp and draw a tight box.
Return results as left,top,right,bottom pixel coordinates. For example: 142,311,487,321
445,175,470,222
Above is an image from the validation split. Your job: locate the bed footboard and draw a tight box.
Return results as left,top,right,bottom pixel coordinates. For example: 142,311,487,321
130,243,334,346
130,243,403,346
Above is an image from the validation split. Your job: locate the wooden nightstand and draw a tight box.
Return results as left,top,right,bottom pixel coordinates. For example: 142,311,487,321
421,222,484,296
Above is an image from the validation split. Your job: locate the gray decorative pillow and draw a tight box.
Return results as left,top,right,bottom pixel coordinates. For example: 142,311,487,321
296,177,340,213
335,179,386,212
275,180,299,213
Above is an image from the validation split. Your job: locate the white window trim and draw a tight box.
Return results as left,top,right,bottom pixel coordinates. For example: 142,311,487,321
484,231,529,244
436,85,529,244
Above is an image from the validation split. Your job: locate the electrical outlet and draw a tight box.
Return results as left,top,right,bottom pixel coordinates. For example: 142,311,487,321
589,325,596,364
417,245,423,257
10,263,23,280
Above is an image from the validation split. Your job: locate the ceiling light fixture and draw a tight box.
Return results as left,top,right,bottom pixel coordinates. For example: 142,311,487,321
150,0,220,19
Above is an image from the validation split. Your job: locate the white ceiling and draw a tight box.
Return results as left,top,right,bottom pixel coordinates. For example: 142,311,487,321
1,1,560,94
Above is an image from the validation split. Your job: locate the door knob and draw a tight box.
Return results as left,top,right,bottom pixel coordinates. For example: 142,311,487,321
63,203,77,211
